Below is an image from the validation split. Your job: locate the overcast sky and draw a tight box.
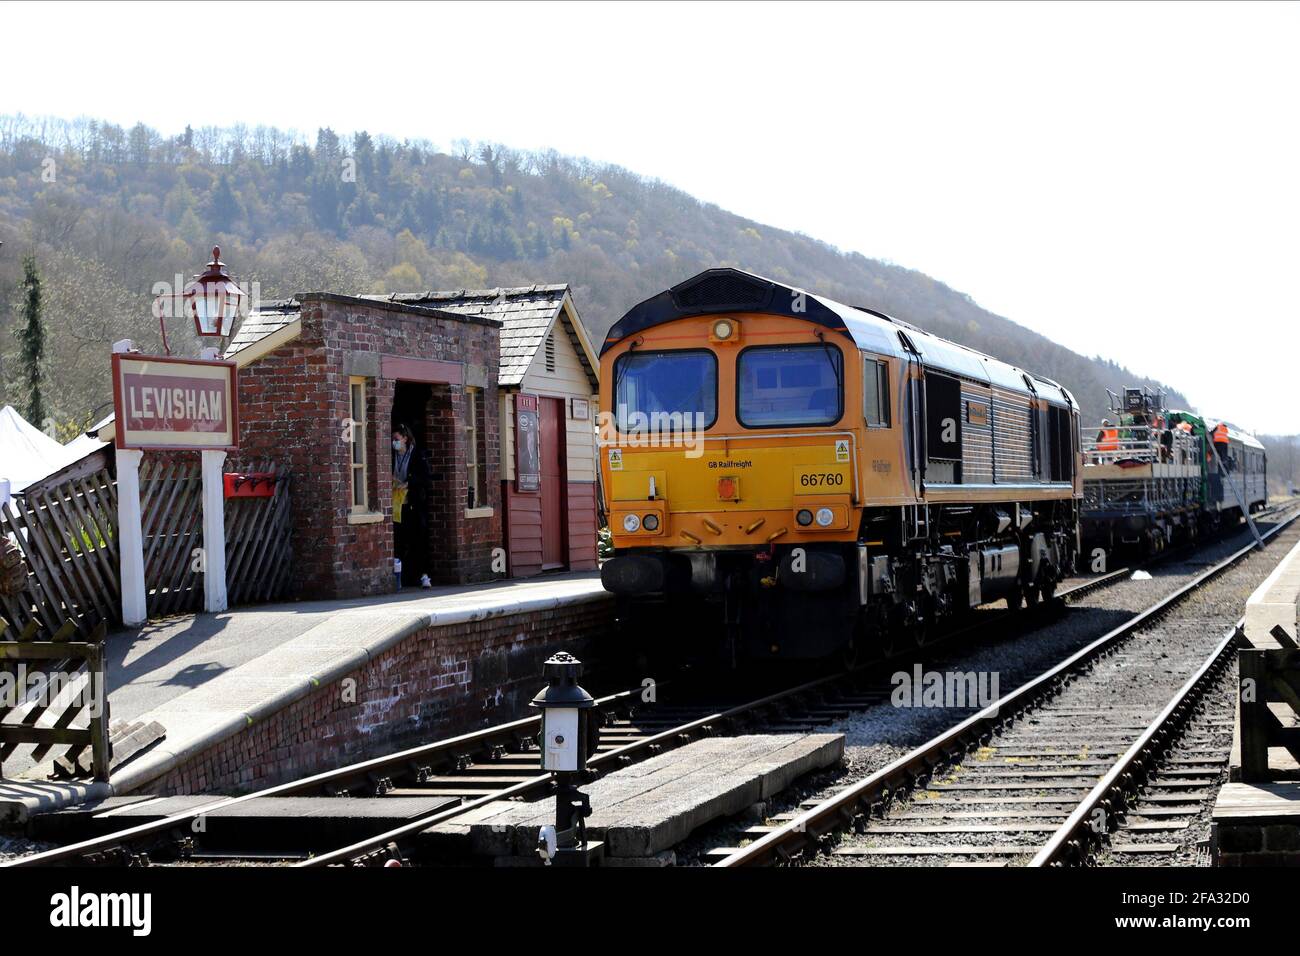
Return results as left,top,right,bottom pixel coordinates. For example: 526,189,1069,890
5,1,1298,432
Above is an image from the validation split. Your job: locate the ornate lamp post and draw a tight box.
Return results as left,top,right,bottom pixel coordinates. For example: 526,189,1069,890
153,245,245,354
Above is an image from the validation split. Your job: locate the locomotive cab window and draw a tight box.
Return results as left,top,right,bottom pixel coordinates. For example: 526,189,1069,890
737,344,843,428
614,348,717,432
862,357,890,427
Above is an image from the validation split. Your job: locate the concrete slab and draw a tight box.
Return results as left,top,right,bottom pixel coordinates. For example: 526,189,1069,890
1214,781,1300,823
0,780,113,826
31,793,460,849
1243,539,1300,648
4,571,608,815
448,733,844,860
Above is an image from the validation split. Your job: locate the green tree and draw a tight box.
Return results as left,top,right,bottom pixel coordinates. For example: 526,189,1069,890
15,255,47,427
209,173,243,231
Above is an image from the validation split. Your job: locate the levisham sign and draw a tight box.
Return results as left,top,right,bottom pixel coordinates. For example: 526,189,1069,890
112,354,239,450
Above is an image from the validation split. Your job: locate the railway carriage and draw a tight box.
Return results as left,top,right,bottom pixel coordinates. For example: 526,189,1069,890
598,269,1082,661
1080,389,1268,555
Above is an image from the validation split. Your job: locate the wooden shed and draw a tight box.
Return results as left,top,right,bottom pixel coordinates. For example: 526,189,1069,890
379,286,601,577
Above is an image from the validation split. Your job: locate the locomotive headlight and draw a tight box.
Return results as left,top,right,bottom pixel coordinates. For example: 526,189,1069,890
712,319,735,340
643,513,660,532
796,509,814,527
815,507,835,527
622,513,641,533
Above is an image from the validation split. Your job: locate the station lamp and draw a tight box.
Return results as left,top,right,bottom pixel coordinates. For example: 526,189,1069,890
184,246,246,338
531,652,602,865
154,245,246,353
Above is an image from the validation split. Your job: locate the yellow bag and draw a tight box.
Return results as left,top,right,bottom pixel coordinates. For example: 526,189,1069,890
392,484,407,522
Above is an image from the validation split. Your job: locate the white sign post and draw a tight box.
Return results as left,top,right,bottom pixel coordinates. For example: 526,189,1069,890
116,448,148,626
200,449,228,612
111,348,239,623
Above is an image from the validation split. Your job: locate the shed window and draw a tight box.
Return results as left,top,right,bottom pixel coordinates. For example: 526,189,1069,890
349,376,369,512
465,386,487,509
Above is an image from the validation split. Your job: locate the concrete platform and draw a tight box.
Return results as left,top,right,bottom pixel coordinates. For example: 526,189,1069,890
1,571,608,823
420,733,845,864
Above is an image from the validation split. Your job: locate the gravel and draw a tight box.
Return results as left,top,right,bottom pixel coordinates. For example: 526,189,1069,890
0,834,52,862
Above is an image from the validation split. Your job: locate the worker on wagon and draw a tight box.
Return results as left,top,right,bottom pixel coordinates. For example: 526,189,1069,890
392,423,432,589
1096,419,1118,457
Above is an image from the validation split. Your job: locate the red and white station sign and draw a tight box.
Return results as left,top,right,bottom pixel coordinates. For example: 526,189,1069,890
112,354,239,450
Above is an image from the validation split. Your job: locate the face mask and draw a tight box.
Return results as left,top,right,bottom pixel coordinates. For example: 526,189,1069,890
393,440,405,452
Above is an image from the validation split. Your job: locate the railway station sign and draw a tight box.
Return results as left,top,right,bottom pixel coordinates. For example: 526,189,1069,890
111,353,239,450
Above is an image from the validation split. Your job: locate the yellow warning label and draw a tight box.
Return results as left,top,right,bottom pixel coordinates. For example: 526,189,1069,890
608,448,624,471
835,440,850,463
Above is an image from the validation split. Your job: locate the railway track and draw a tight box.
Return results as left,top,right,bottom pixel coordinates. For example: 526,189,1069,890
8,508,1288,868
7,564,1137,867
712,509,1298,867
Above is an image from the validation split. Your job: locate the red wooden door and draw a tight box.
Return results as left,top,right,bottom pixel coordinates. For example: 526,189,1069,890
540,397,566,569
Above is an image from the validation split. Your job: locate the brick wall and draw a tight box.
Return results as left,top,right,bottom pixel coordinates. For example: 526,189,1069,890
142,597,615,795
231,294,503,598
1213,820,1300,865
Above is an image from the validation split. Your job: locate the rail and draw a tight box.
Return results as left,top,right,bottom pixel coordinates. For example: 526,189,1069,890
716,508,1297,866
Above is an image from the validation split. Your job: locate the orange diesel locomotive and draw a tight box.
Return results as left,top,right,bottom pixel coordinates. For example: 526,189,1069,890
598,269,1082,660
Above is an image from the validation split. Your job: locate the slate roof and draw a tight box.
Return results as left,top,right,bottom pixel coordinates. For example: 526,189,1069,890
224,299,301,359
225,286,597,389
364,286,595,389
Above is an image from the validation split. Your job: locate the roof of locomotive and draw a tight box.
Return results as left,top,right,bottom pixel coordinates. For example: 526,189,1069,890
605,268,1076,410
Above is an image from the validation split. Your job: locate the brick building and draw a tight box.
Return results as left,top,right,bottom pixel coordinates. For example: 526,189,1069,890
224,292,502,597
373,287,601,578
223,285,600,599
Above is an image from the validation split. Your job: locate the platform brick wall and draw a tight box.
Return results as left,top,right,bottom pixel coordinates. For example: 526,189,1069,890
230,294,502,598
1213,820,1300,865
142,597,615,796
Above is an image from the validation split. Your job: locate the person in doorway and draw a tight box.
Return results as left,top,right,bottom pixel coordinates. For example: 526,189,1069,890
392,423,432,589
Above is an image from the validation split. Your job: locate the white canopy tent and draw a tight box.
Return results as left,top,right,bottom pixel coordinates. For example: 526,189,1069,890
0,405,104,502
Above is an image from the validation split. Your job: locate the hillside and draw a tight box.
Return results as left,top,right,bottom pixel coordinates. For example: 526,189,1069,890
0,114,1184,432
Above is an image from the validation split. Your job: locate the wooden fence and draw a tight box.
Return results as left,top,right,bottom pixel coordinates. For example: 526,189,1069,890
0,450,292,638
0,449,118,639
1239,624,1300,781
0,617,111,781
225,459,293,605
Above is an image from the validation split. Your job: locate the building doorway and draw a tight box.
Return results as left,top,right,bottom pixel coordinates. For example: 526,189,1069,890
539,396,567,570
391,381,436,587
